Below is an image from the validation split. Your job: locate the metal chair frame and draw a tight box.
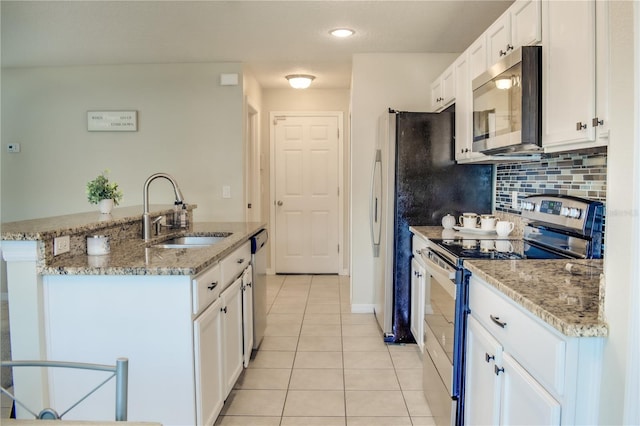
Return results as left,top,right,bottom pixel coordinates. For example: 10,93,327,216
0,358,128,421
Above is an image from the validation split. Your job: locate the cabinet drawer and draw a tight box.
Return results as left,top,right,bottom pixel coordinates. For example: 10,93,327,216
221,241,251,290
468,276,566,397
412,235,429,257
192,263,221,315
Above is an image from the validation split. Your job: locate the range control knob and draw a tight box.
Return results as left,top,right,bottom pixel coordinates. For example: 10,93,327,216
561,207,571,217
569,208,582,219
521,201,536,211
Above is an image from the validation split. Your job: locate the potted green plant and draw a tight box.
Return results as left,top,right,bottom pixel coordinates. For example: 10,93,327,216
87,170,123,214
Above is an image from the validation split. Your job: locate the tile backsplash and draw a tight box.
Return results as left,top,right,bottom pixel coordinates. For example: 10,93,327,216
495,147,607,214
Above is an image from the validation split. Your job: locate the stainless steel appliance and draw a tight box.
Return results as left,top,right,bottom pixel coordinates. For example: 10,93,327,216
472,46,542,156
250,229,268,349
421,194,604,426
371,108,493,343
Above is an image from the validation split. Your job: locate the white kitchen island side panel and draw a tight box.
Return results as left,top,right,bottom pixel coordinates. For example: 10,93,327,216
43,274,196,425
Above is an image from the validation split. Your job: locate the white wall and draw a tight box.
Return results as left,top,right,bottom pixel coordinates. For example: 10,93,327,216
1,63,245,222
349,53,457,309
261,88,351,271
600,1,638,423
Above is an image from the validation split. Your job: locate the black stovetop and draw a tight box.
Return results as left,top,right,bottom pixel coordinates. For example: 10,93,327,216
432,238,571,261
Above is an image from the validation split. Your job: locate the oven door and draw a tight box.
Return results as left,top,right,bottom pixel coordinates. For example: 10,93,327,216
421,249,459,425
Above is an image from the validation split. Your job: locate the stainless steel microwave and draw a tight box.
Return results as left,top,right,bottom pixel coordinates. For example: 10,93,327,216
472,46,542,155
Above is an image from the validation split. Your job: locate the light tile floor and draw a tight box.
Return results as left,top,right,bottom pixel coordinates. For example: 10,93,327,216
215,274,435,426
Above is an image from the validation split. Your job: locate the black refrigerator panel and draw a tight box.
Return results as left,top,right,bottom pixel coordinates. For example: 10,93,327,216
391,110,493,342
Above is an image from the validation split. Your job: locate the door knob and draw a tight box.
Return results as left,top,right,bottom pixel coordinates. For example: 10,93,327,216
277,200,283,206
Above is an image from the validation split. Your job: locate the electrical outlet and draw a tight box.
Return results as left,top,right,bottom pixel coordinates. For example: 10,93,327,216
7,143,21,153
222,185,231,199
54,236,70,256
512,191,519,210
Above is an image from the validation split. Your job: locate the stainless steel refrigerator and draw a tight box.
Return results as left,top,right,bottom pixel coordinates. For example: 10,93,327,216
371,108,493,343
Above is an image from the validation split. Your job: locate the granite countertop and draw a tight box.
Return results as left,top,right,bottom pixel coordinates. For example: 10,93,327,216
1,206,266,277
1,205,184,240
465,259,607,337
409,225,607,338
43,221,265,276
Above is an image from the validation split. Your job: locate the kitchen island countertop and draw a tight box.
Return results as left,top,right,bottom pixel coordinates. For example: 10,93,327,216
43,221,265,276
1,205,265,276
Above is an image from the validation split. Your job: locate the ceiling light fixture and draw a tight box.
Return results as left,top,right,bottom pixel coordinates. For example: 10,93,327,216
330,28,355,38
286,74,315,89
495,77,513,90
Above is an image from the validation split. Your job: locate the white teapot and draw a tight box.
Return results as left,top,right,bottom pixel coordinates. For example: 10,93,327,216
441,214,456,229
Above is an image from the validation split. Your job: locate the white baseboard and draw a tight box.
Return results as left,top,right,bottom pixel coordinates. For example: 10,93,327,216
350,304,375,313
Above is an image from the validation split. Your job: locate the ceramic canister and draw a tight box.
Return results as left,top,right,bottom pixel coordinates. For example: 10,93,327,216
87,235,110,255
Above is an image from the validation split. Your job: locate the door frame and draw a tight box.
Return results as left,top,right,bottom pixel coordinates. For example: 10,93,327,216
269,111,345,275
244,96,261,222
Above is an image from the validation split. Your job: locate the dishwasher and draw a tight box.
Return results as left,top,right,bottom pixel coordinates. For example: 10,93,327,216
250,229,268,349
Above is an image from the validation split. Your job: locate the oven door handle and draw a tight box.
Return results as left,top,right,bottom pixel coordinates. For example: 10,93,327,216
421,251,456,282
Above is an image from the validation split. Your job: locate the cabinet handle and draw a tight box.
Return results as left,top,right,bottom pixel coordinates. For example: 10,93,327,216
576,122,587,130
237,258,245,264
592,117,604,127
485,353,495,363
207,282,218,291
495,365,505,376
506,44,514,52
221,306,227,314
499,49,507,57
490,314,507,328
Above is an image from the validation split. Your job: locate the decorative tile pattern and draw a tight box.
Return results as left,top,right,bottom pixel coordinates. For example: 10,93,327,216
495,147,607,214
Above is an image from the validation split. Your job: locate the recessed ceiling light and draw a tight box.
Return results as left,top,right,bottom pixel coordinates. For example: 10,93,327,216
330,28,355,38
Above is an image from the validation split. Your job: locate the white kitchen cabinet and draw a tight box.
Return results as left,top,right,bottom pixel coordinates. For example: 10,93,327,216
464,316,502,425
465,316,561,425
542,0,609,152
221,277,244,397
194,296,224,426
221,240,251,290
487,0,541,66
468,34,488,81
454,51,489,163
431,63,455,112
500,352,561,425
242,265,254,367
465,275,604,425
410,257,426,352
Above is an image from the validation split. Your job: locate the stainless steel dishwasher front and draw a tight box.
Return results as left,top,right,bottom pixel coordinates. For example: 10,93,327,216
250,229,268,349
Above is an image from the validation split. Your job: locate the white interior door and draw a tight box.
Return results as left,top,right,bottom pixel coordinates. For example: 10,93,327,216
273,114,340,273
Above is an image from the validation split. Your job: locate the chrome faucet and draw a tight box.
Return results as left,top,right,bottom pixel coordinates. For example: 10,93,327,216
142,173,185,241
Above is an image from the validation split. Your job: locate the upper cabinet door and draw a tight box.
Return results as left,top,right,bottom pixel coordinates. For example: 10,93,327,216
542,0,597,148
469,34,488,81
511,0,542,48
487,13,512,66
487,0,541,68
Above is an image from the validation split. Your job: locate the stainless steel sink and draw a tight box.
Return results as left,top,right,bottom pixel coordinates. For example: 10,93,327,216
153,234,231,249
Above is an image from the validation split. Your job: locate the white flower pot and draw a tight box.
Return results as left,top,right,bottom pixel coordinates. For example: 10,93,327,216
98,199,114,214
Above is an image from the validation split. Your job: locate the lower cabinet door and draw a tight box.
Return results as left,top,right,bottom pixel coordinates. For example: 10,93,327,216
465,316,502,426
500,352,561,425
193,297,224,426
410,257,425,352
242,265,254,367
221,277,244,396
